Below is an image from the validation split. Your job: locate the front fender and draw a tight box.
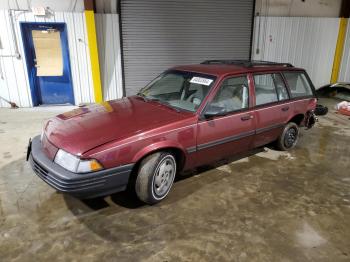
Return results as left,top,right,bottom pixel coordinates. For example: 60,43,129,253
132,140,187,163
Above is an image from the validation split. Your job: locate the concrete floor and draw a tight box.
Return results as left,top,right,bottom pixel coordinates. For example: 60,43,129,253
0,98,349,261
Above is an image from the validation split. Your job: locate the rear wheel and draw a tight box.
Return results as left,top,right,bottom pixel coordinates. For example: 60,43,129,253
135,151,176,204
276,122,299,151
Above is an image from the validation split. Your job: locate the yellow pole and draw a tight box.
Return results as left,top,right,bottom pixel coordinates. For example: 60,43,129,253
331,18,348,84
85,10,103,103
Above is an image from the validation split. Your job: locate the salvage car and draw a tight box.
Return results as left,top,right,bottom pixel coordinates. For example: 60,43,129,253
27,60,317,204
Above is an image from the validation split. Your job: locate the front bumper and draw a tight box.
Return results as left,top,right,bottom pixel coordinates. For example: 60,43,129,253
28,135,134,199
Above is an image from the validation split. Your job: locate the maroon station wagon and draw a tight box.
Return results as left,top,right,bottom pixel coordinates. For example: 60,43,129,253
27,60,317,204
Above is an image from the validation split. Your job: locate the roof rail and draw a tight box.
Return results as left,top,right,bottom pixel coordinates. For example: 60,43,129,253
200,60,294,68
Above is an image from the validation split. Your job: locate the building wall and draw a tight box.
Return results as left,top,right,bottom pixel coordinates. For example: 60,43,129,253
339,19,350,83
95,13,123,100
0,0,84,12
0,10,94,107
95,0,118,14
255,0,342,17
0,0,118,13
252,16,339,88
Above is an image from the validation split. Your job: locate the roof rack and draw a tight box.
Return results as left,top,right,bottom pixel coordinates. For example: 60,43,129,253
200,60,294,68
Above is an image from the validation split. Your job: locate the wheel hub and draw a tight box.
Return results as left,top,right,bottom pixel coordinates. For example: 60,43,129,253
284,127,297,148
153,157,175,197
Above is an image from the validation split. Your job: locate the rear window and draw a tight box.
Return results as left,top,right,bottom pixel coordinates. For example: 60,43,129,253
283,72,313,98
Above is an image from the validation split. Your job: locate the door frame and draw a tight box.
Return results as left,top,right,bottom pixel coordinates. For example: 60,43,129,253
20,22,74,106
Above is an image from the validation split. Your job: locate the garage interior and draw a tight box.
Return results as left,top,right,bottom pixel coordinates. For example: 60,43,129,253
0,0,350,261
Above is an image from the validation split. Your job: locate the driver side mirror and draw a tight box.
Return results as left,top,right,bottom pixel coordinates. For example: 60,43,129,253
204,104,227,118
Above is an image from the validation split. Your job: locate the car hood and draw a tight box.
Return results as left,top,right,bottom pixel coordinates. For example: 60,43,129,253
44,96,192,156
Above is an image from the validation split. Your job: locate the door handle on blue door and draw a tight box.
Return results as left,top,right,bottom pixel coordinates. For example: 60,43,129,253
282,106,289,112
241,114,253,121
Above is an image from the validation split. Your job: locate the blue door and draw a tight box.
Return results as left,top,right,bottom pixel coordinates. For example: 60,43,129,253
21,23,74,105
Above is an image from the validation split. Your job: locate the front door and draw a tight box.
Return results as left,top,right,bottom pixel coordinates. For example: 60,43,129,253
21,23,74,106
195,75,255,166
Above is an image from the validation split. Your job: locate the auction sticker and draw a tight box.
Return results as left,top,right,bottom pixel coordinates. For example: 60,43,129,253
190,76,213,86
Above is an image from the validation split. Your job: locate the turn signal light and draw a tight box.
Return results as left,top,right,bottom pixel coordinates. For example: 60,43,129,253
90,159,103,171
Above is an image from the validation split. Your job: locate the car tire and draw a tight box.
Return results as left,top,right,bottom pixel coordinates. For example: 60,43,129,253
314,104,328,116
276,122,299,151
135,151,176,204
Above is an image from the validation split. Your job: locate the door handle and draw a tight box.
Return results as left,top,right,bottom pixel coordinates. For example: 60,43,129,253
281,106,289,112
241,114,253,121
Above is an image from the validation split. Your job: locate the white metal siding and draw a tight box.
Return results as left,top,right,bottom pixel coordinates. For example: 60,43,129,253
0,10,31,108
252,16,339,89
0,10,94,107
339,19,350,83
121,0,254,95
96,14,123,100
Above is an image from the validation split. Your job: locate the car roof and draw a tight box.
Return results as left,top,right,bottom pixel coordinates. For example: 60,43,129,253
172,61,304,77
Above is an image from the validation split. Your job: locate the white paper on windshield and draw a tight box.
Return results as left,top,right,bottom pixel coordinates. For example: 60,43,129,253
190,76,213,86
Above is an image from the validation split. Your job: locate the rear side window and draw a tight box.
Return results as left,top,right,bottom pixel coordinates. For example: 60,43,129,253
283,72,313,98
273,73,289,101
253,74,278,105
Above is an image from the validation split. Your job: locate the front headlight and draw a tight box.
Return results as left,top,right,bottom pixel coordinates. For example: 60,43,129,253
54,149,103,173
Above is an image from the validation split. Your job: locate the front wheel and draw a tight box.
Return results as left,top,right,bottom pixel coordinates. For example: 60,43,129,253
276,122,299,151
135,151,176,204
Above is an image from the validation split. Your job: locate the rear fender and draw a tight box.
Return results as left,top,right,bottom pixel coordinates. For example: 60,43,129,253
307,97,317,111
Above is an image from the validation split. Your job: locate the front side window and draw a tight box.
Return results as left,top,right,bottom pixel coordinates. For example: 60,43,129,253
138,70,216,112
283,72,313,98
209,76,249,113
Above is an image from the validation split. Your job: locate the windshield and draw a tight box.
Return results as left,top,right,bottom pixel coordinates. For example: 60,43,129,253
137,70,216,112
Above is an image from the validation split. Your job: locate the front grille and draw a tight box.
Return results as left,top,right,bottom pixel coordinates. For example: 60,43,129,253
32,158,49,179
30,156,106,191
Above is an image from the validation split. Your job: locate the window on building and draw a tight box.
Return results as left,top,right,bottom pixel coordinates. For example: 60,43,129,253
32,29,63,76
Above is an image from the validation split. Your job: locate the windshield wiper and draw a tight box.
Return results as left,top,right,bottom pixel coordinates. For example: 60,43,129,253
136,93,148,101
137,94,162,103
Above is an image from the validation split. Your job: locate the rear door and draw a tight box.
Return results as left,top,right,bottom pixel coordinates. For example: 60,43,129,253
195,75,255,165
251,72,292,148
